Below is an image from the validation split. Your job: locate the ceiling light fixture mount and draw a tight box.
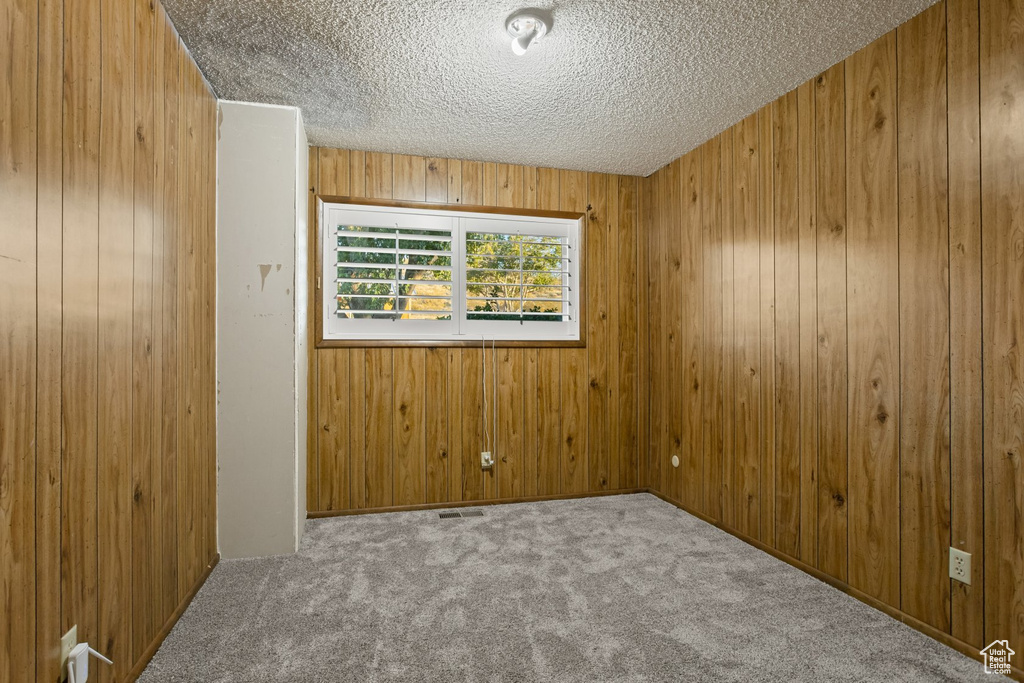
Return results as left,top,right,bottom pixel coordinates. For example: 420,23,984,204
506,10,548,56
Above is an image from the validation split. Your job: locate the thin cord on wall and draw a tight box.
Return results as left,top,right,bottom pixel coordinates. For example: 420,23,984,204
481,335,488,453
492,337,497,459
480,336,499,459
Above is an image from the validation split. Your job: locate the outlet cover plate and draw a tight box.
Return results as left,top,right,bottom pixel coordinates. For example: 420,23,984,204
60,625,77,682
949,547,971,585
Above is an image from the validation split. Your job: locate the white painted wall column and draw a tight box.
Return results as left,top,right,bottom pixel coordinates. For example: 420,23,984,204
216,101,308,558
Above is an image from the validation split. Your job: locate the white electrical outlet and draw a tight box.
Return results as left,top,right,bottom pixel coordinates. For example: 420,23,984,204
60,625,78,682
949,547,971,585
481,451,494,469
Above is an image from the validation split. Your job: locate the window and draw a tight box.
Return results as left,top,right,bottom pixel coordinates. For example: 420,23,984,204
319,201,582,343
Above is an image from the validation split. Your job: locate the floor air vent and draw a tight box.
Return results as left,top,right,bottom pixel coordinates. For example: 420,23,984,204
438,511,462,519
461,510,484,517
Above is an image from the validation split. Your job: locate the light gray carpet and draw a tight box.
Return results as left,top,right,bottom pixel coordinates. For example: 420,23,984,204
140,494,998,682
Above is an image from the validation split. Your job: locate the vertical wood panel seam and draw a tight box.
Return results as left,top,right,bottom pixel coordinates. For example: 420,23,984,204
973,0,986,646
813,81,821,572
843,62,851,586
944,1,955,631
895,26,904,613
36,0,65,675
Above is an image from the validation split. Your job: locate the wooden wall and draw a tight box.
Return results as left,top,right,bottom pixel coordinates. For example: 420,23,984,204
307,149,644,512
0,0,218,680
641,0,1023,667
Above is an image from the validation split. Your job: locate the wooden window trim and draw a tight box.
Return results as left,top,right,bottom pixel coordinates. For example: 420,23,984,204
313,195,588,348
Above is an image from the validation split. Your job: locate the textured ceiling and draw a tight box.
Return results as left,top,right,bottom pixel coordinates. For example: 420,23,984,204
165,0,937,176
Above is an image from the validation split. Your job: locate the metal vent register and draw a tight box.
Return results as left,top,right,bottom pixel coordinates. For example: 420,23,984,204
437,510,485,519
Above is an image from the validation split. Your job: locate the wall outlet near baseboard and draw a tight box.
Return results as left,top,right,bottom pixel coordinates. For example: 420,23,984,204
481,451,494,469
949,547,971,585
60,625,78,682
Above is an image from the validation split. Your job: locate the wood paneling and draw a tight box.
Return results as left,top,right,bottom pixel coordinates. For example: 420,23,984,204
845,30,900,607
647,169,665,495
157,6,181,630
796,79,819,567
664,159,683,503
681,150,703,510
898,2,952,631
981,0,1024,659
720,131,736,529
308,150,642,512
733,113,761,539
1,0,218,679
394,349,426,505
1,0,38,679
132,0,158,658
97,0,136,677
35,0,64,678
638,174,653,491
772,91,800,558
814,62,849,583
617,176,640,491
61,0,102,659
318,351,350,510
365,349,395,508
425,348,449,503
757,105,775,546
946,0,985,649
587,173,611,491
643,0,1024,665
700,134,724,519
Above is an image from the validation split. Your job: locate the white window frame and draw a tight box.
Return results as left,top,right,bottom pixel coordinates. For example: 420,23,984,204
319,200,582,343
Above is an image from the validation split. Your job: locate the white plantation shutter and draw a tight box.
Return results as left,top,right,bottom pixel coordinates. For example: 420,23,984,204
320,202,580,342
463,233,572,320
334,225,454,319
459,216,576,339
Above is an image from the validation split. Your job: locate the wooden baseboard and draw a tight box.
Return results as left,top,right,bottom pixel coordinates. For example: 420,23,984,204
307,488,646,519
125,554,220,682
646,488,1024,682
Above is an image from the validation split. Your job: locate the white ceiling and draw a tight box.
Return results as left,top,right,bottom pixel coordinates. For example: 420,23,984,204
164,0,937,176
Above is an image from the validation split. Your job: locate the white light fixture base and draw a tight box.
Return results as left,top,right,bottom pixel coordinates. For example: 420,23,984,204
506,11,548,56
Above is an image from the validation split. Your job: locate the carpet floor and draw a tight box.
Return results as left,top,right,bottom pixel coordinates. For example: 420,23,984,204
140,493,999,682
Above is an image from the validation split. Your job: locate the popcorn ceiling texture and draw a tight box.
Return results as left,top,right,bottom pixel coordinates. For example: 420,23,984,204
163,0,938,176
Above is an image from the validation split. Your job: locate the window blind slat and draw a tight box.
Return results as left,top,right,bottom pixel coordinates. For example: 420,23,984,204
337,277,454,286
466,281,569,288
338,309,454,318
467,295,565,302
467,269,570,277
339,293,452,301
338,230,453,242
336,246,453,257
467,311,570,319
339,264,453,273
